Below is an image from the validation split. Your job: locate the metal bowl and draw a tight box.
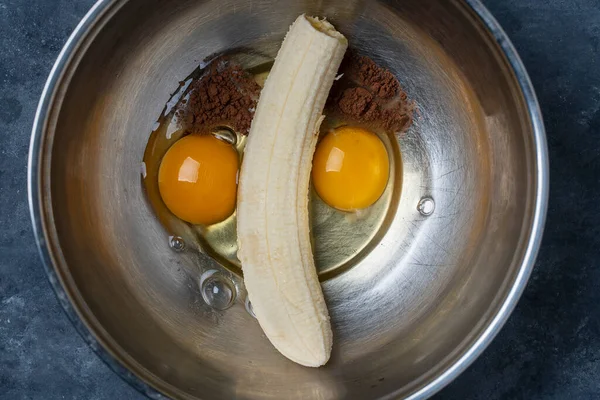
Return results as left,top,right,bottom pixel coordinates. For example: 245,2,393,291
28,0,548,399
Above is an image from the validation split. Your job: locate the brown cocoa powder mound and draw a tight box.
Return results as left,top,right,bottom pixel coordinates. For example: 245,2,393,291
329,53,414,134
344,53,400,99
338,87,375,119
177,57,260,135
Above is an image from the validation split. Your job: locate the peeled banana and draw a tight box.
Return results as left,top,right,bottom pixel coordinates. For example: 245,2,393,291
237,15,348,367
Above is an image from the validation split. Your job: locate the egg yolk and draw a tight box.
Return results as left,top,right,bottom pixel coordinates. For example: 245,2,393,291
312,126,389,211
158,134,238,225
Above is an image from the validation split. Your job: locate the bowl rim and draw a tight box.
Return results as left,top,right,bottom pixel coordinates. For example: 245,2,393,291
27,0,549,399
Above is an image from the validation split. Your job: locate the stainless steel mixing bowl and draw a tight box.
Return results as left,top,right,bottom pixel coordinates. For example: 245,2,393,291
28,0,548,399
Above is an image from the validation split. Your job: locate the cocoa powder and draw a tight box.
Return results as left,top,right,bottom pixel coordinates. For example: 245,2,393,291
177,57,260,135
328,53,414,134
177,53,412,136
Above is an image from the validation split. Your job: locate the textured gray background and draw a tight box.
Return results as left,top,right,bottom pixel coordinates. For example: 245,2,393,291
1,0,599,399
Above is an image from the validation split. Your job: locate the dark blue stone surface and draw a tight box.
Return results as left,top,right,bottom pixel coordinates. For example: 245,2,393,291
1,0,599,398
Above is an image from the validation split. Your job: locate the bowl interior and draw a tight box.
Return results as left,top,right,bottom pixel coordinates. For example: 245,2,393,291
35,0,540,398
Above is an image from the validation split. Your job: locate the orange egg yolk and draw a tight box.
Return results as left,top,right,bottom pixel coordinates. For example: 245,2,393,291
312,126,389,211
158,134,238,225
